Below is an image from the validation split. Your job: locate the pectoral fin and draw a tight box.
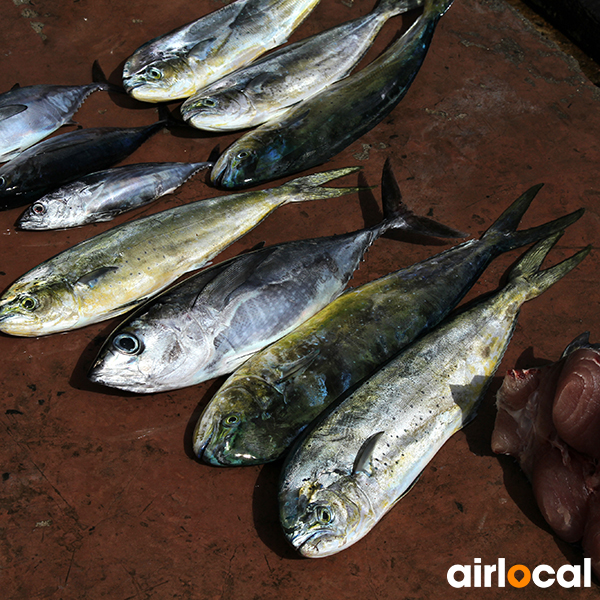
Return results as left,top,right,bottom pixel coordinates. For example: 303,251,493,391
274,347,320,386
352,431,385,476
0,104,28,121
76,266,119,288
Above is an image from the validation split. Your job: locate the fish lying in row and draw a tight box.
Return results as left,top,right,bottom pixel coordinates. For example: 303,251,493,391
123,0,321,102
193,184,584,466
181,0,423,131
17,161,212,230
0,168,361,337
88,160,463,393
0,112,168,211
280,234,590,557
211,0,453,189
492,333,600,578
0,61,114,163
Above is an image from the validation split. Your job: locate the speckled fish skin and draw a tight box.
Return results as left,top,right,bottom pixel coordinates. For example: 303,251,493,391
87,161,463,393
122,0,321,103
0,80,110,163
192,185,585,466
17,161,212,230
210,0,452,189
279,235,590,558
181,0,423,131
0,167,360,337
0,120,167,211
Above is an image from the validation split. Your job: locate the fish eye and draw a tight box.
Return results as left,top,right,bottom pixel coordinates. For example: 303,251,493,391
112,333,142,355
147,67,163,80
31,203,46,215
223,413,240,427
236,150,252,160
316,506,333,525
0,176,4,188
20,296,38,311
201,98,217,108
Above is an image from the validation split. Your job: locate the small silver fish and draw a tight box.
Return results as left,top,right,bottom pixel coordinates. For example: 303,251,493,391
280,235,590,558
17,162,211,230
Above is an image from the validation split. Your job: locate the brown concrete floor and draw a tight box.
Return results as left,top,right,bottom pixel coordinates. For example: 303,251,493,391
1,0,599,598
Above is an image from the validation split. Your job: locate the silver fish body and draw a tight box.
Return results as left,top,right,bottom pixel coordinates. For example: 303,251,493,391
0,167,360,337
211,0,452,189
181,0,422,131
87,161,463,393
280,235,590,557
17,161,212,230
192,185,584,466
0,80,110,163
123,0,321,102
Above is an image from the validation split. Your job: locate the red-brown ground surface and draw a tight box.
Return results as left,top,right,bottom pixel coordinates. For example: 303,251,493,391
1,0,599,598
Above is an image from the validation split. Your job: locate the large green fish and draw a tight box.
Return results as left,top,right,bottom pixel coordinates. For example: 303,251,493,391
0,168,360,337
279,235,590,557
193,185,584,465
123,0,321,102
211,0,452,189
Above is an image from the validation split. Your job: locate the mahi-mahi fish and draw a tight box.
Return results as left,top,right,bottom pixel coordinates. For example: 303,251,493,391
87,160,462,393
279,234,590,557
210,0,452,189
0,61,114,163
122,0,321,102
193,185,584,466
181,0,423,131
0,167,361,337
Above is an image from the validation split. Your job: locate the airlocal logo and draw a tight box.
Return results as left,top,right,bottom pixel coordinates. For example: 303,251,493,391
447,558,592,588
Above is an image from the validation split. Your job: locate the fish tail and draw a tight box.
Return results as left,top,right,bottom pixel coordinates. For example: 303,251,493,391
282,167,365,201
481,184,585,254
92,60,124,94
378,158,466,238
507,232,591,300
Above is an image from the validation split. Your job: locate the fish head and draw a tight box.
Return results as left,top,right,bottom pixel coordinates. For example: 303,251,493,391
17,193,77,230
0,278,80,336
193,375,286,465
0,171,19,197
210,138,276,189
88,316,201,393
181,90,255,131
122,58,197,102
280,476,372,558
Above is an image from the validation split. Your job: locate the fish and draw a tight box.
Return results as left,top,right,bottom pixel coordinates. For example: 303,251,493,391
0,167,361,337
0,114,168,211
181,0,423,131
16,161,212,230
0,61,115,163
491,332,600,577
192,184,584,466
210,0,452,189
279,234,590,558
122,0,321,102
87,159,463,393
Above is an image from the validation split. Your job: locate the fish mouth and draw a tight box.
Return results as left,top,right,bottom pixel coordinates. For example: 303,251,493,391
209,162,226,188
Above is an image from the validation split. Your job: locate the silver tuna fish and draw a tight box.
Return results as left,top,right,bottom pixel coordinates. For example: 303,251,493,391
280,234,590,557
87,160,463,393
17,161,212,230
0,167,361,337
123,0,321,102
181,0,422,131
